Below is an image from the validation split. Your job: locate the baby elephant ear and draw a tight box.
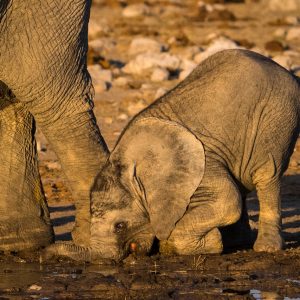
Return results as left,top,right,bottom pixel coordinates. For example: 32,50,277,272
114,117,205,240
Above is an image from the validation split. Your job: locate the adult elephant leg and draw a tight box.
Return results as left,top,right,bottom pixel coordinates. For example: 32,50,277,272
0,0,109,246
34,98,109,247
0,85,54,251
160,169,242,255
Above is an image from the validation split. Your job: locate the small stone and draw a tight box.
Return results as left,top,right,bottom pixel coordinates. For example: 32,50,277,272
180,46,202,60
264,40,286,52
155,88,168,99
194,37,240,64
28,284,42,291
286,27,300,41
46,161,61,170
179,69,194,81
273,28,287,38
284,16,300,25
129,37,165,56
151,68,169,82
180,59,197,71
117,113,129,121
88,65,113,83
88,20,111,40
122,4,150,18
272,55,292,70
36,141,47,152
268,0,300,11
93,80,108,93
197,2,236,22
104,117,113,124
114,77,129,87
123,53,181,75
127,100,147,116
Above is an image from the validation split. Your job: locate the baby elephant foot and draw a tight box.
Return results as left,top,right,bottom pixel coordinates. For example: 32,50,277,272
253,224,284,252
160,228,223,256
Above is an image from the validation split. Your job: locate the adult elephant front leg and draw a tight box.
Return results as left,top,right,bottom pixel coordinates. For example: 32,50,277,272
0,0,109,246
160,168,242,255
0,89,54,251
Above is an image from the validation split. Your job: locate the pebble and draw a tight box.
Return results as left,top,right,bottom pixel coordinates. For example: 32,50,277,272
46,162,61,170
114,77,129,87
151,68,169,82
28,284,42,291
272,55,292,70
129,37,165,56
122,4,150,18
286,27,300,41
267,0,300,11
194,37,240,64
123,53,181,75
155,88,168,99
88,65,112,85
117,113,129,121
88,20,111,40
127,100,147,116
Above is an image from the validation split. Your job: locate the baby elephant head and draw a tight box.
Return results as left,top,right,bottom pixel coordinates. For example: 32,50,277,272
45,118,205,262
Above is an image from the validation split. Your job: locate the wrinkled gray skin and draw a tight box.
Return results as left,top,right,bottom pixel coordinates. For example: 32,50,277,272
46,49,300,262
0,1,108,250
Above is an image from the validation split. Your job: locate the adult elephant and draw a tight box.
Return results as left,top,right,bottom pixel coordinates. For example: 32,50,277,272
0,0,108,251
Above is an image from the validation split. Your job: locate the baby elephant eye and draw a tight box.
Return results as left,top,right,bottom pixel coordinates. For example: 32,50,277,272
114,222,127,233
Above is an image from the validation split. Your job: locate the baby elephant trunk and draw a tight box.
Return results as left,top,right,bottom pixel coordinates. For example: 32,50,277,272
42,243,103,263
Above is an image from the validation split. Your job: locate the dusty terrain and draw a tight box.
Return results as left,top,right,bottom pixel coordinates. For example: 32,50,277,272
1,0,300,299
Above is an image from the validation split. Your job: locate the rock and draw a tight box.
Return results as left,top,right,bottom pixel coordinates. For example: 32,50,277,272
179,59,197,80
151,68,169,82
46,161,61,171
88,20,111,40
88,65,112,83
127,100,147,116
122,4,150,18
28,284,42,291
129,38,165,56
179,69,194,81
117,113,129,121
264,40,286,52
272,55,292,70
114,77,129,87
179,46,202,60
36,141,47,152
155,88,168,99
267,0,300,11
273,28,287,39
286,27,300,41
197,2,236,22
284,16,300,25
123,53,181,75
194,37,240,64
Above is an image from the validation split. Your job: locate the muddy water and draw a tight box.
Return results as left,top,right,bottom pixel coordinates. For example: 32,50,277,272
1,247,300,299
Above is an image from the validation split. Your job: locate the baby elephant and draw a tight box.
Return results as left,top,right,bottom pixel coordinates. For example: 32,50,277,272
46,49,300,262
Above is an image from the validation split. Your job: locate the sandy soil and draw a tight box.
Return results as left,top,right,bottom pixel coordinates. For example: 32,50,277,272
1,1,300,299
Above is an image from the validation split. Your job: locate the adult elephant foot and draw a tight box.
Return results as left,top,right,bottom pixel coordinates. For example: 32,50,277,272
160,228,223,256
0,95,54,251
253,223,283,252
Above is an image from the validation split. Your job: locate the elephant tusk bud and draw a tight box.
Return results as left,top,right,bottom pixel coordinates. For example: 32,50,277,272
130,242,137,253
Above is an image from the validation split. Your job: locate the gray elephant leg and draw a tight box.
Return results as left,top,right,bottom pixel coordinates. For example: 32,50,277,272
253,180,282,252
0,1,109,247
0,85,54,251
160,169,242,255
